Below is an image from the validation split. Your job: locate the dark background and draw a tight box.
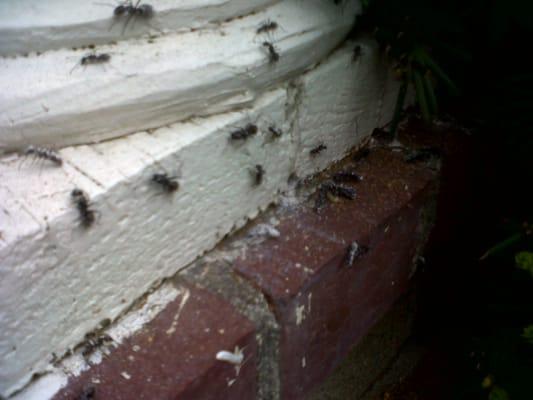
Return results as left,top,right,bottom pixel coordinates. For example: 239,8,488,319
345,0,533,398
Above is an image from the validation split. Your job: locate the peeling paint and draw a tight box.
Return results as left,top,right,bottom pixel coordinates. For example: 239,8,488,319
295,304,306,325
165,288,191,336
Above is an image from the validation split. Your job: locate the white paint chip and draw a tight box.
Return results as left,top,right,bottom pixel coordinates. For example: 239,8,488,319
216,347,244,366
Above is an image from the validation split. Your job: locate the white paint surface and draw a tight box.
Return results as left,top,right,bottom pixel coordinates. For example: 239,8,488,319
0,37,399,397
0,0,278,56
10,282,180,400
0,0,359,153
0,1,403,398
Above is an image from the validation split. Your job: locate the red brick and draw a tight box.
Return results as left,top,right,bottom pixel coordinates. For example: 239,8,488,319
233,148,436,399
53,282,257,400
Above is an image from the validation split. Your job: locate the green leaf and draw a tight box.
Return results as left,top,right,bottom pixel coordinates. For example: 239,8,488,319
422,73,438,115
516,251,533,277
416,50,460,95
489,386,510,400
479,233,522,260
388,80,408,137
413,69,431,122
523,325,533,345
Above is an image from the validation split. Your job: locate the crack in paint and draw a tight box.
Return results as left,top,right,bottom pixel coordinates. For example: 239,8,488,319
165,287,191,335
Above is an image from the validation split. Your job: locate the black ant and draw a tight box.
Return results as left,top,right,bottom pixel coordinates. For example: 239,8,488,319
81,332,113,360
250,165,265,186
314,184,329,213
353,147,370,163
404,147,442,163
257,19,279,35
230,123,258,141
326,182,357,200
79,385,96,400
81,53,111,65
346,241,369,267
310,143,327,156
314,181,356,213
152,173,179,193
109,1,154,33
268,124,283,139
71,189,96,228
23,145,62,166
332,171,362,183
262,41,280,63
70,53,111,74
352,45,362,62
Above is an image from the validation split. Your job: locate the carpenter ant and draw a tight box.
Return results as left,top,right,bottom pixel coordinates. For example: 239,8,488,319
404,147,441,163
256,19,279,35
267,124,283,139
78,385,96,400
262,41,280,63
353,147,370,163
250,164,265,186
108,1,154,33
372,127,393,142
229,123,258,141
23,145,62,166
314,181,356,213
327,182,357,200
82,332,113,360
70,53,111,74
352,45,362,62
81,53,111,65
332,171,362,183
346,241,369,267
152,173,179,193
71,189,96,228
314,184,329,213
310,143,327,156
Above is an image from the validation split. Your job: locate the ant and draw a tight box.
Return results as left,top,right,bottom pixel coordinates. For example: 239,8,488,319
23,145,62,166
326,182,357,200
346,241,369,267
108,1,154,33
81,332,113,360
314,181,356,213
71,189,96,228
256,19,280,35
332,171,362,183
404,147,442,163
229,123,258,141
310,143,327,156
267,124,283,139
262,41,280,63
314,184,329,213
79,385,96,400
250,165,265,186
70,53,111,74
353,147,370,163
152,173,179,193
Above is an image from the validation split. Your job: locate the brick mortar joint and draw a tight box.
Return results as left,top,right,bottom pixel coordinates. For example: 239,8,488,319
179,260,281,400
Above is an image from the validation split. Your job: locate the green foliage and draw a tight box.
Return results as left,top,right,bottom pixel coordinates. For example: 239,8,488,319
355,0,533,139
489,386,510,400
523,325,533,345
516,252,533,277
480,233,522,261
355,0,464,135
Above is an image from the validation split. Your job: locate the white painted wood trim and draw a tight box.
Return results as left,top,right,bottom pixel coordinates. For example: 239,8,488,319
0,0,279,56
0,1,405,397
0,0,360,153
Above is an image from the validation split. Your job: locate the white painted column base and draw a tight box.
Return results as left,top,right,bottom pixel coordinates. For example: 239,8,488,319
0,1,401,397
